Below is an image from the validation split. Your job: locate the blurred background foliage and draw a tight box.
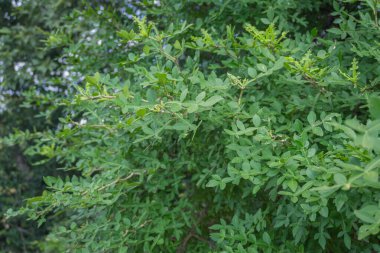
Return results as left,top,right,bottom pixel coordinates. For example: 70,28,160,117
0,1,77,251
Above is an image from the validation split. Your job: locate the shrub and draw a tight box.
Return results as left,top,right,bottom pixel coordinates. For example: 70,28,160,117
3,0,380,252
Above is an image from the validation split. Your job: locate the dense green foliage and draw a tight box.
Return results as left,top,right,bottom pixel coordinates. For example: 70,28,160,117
1,0,380,252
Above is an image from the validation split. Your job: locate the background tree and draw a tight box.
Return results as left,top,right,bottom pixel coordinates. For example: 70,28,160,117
0,1,78,251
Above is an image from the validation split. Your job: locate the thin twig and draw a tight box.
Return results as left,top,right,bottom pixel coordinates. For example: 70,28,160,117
238,88,244,105
80,95,116,100
97,172,139,191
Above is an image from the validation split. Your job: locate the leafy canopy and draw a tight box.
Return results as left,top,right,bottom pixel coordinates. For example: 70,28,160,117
2,0,380,252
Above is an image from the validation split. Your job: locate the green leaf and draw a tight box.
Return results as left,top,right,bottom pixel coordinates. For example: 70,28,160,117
319,206,329,217
174,40,181,49
256,64,267,72
262,232,271,244
365,157,380,172
328,28,342,35
344,233,351,249
219,181,226,190
354,205,380,223
201,95,223,107
206,179,219,187
318,233,326,249
236,120,245,131
242,160,251,171
187,104,198,113
363,171,378,183
334,173,347,185
167,102,182,112
368,96,380,119
248,67,257,78
287,180,298,192
117,30,136,41
196,91,206,102
317,50,326,58
312,127,324,136
272,57,285,71
143,45,150,54
311,27,318,37
261,48,275,61
252,114,261,127
136,108,147,117
180,88,188,102
330,122,357,139
307,148,316,157
334,193,348,211
43,176,55,187
170,122,190,131
307,111,316,125
86,72,100,85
